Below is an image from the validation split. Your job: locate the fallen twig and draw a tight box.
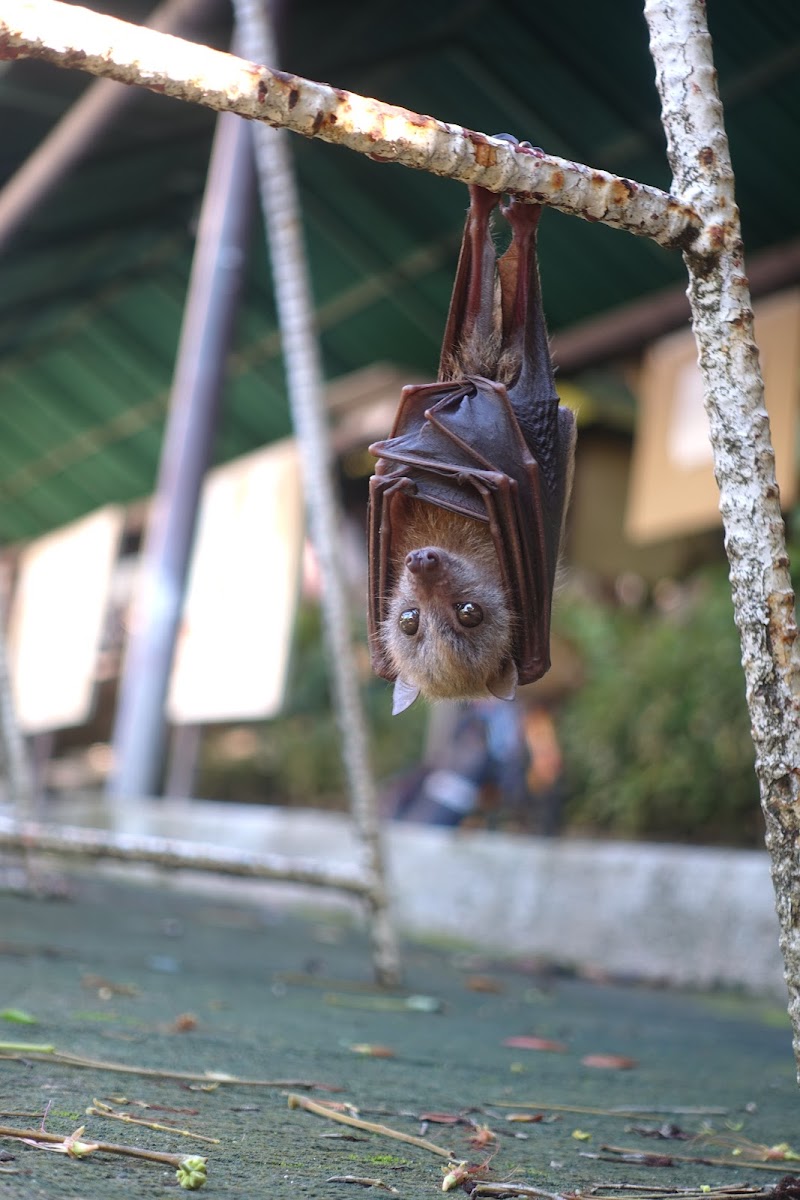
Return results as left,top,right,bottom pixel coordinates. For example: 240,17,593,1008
86,1098,220,1144
694,1133,800,1164
594,1145,795,1173
588,1188,770,1199
471,1183,568,1199
287,1093,453,1158
327,1174,400,1193
0,1044,337,1090
0,1123,207,1188
492,1101,728,1119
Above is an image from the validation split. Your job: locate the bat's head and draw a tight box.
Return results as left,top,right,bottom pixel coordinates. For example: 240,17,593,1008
381,542,518,715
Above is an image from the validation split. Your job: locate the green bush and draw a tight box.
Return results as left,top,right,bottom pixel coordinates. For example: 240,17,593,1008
554,566,765,845
198,534,799,845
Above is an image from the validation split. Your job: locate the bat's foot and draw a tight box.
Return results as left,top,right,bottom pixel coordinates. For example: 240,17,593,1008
466,181,501,218
492,133,544,156
502,194,543,233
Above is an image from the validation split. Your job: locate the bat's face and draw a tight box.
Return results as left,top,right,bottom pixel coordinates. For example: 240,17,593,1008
380,539,519,715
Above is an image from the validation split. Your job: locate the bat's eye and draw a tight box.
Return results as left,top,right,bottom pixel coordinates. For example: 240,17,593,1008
398,608,420,635
455,602,484,628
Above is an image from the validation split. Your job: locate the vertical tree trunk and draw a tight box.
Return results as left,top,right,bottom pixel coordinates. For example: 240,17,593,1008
645,0,800,1074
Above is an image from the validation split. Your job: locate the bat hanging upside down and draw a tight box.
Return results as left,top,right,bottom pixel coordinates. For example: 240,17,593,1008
367,143,576,714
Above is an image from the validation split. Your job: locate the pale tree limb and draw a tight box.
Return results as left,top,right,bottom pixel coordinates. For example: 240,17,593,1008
230,0,400,987
0,0,704,250
645,0,800,1076
0,814,370,894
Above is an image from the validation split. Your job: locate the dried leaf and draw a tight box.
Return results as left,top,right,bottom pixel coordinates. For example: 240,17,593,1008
581,1054,637,1070
469,1125,498,1149
627,1122,690,1140
502,1036,568,1053
465,976,505,994
170,1013,199,1033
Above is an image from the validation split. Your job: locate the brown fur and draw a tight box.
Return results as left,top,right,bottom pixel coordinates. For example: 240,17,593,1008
441,326,522,388
381,501,517,703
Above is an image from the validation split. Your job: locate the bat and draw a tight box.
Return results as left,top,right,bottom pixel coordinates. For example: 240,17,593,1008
367,150,576,714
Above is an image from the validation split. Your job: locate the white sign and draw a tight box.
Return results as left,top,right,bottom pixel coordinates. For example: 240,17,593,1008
167,440,304,724
8,506,123,733
667,358,714,471
626,289,800,543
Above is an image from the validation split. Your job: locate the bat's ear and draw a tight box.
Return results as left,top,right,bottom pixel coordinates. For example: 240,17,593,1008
487,660,518,702
392,677,421,715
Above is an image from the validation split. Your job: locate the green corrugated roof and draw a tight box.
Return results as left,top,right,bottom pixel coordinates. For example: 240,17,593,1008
1,0,798,541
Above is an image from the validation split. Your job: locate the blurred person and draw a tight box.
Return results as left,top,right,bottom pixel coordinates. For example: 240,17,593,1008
384,702,489,826
522,704,564,835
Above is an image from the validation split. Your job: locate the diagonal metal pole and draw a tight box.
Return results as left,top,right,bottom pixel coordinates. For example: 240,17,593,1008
230,0,400,987
645,0,800,1077
109,109,255,801
0,0,222,253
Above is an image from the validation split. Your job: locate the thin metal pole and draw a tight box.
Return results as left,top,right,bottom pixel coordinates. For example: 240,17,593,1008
231,0,401,986
108,110,255,802
0,585,35,819
163,723,202,799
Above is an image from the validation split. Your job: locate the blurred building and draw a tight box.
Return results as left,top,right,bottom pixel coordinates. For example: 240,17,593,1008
1,0,798,802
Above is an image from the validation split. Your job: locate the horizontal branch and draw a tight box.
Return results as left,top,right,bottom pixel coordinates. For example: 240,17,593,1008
0,816,371,895
0,0,703,250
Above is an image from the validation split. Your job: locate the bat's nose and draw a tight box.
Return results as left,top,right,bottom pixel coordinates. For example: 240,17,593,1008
406,548,441,577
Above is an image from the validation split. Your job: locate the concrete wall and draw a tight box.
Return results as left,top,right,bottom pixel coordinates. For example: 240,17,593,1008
41,797,787,999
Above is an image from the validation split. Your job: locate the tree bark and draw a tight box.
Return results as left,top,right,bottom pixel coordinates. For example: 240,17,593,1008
645,0,800,1075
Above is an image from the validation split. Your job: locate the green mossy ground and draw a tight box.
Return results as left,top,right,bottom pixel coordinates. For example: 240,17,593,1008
0,875,797,1198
